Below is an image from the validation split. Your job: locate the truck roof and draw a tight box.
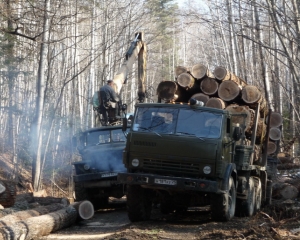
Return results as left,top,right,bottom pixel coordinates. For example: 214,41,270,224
135,102,230,115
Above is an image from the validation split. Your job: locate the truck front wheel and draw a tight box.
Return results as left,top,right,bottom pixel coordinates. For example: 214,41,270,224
127,185,152,222
211,176,236,221
236,177,255,217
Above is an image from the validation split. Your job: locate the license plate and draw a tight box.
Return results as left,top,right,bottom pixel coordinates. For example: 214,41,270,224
154,178,177,185
101,172,118,178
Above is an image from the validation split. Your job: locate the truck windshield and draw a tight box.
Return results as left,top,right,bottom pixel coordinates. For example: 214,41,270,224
86,128,127,146
132,107,222,138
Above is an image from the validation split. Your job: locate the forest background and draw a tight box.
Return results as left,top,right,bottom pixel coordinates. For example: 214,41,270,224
0,0,299,197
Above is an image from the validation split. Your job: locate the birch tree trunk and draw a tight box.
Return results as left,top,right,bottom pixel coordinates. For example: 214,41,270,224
32,0,51,191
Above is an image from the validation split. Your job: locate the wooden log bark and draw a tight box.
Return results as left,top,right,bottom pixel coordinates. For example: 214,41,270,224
157,81,179,102
218,80,241,102
0,180,17,208
272,183,298,200
269,127,281,141
225,104,255,133
213,66,247,86
0,203,66,227
190,93,209,105
33,197,69,206
177,72,195,90
0,201,94,240
72,200,94,220
175,66,188,78
241,85,268,115
206,97,226,109
200,77,219,96
267,112,283,128
15,193,34,203
190,64,214,80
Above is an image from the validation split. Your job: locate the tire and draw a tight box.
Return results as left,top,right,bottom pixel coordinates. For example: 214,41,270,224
160,202,174,214
127,185,152,222
211,176,236,221
236,177,255,217
254,178,262,213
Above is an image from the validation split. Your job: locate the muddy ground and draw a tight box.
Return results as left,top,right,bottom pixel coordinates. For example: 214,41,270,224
39,198,300,240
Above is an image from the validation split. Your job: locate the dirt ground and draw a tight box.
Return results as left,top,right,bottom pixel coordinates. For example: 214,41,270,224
39,199,300,240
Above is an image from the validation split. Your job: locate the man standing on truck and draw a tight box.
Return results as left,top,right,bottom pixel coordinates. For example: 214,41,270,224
99,80,120,126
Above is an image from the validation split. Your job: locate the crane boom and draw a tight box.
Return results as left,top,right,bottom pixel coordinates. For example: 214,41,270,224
112,32,147,103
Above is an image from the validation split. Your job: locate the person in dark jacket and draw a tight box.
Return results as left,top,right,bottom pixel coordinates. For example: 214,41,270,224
99,80,120,125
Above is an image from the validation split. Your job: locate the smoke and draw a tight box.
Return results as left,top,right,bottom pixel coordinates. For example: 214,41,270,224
83,144,126,172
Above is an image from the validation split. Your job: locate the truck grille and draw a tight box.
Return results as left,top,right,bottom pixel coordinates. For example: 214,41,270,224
143,158,200,175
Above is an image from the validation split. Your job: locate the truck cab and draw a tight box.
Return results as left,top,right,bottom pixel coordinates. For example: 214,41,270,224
118,102,270,222
72,125,129,209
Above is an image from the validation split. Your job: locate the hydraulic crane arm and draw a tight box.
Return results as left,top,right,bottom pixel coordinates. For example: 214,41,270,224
113,32,147,103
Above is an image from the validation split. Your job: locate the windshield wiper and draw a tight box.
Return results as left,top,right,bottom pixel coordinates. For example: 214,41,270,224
139,127,162,137
176,132,204,141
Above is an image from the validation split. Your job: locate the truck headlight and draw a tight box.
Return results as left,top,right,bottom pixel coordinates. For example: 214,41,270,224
132,159,139,167
84,164,90,170
203,166,211,174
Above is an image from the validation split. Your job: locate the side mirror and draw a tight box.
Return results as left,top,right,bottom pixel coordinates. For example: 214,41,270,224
122,118,128,132
233,126,242,141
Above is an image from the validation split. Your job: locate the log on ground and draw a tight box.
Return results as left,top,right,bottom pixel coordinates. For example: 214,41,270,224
0,203,66,227
33,196,69,206
0,206,78,240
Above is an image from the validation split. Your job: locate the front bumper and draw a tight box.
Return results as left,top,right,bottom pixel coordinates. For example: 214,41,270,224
118,173,223,193
73,172,119,182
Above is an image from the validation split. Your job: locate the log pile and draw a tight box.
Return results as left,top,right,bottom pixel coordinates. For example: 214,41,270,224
0,193,94,240
157,64,285,163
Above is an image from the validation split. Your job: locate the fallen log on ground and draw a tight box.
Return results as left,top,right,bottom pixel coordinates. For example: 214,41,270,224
0,201,94,240
0,203,66,227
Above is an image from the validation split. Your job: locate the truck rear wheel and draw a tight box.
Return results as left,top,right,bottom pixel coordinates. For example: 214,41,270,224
211,176,236,221
236,177,255,217
127,185,152,222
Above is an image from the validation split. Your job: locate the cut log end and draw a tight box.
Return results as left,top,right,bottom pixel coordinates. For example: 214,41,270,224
191,64,213,79
214,66,228,80
206,98,226,109
200,77,219,95
78,200,94,220
218,80,241,101
177,73,195,89
241,85,262,104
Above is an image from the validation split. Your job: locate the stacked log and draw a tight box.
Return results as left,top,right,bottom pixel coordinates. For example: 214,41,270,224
156,64,285,166
156,64,270,132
